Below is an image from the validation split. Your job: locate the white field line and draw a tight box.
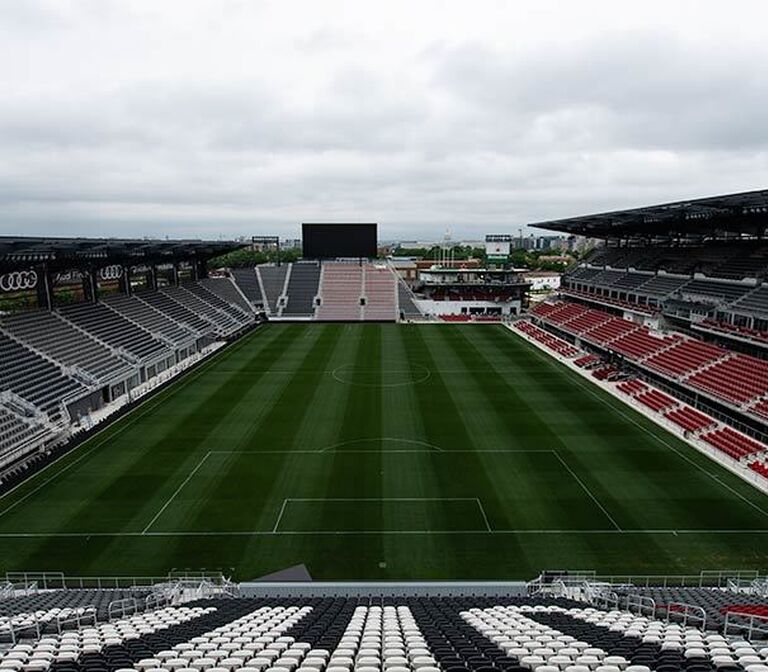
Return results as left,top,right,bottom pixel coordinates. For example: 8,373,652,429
208,449,554,454
272,499,289,533
508,324,768,520
0,529,765,538
475,497,493,532
142,452,212,534
273,497,492,534
552,451,622,531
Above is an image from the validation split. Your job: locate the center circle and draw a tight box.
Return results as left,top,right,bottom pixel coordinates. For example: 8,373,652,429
331,363,431,387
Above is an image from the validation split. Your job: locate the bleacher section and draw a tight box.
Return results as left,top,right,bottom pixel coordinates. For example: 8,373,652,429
199,278,254,317
1,311,133,384
561,245,768,338
531,299,768,437
138,290,214,336
160,286,240,336
362,265,397,321
0,404,50,468
3,588,768,672
230,268,263,307
0,282,259,473
60,303,168,363
316,263,363,321
283,262,321,316
0,332,86,419
104,295,197,347
513,320,580,358
256,265,288,314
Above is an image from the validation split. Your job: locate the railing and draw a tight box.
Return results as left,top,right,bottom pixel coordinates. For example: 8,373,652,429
724,610,768,641
108,597,138,621
664,602,707,631
542,569,761,589
56,606,97,632
625,593,657,617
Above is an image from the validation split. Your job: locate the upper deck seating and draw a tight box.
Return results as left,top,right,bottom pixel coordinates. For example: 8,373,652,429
283,263,321,316
59,303,168,362
104,294,196,346
634,275,690,296
731,285,768,315
0,332,86,417
1,311,133,383
677,280,752,304
612,272,654,290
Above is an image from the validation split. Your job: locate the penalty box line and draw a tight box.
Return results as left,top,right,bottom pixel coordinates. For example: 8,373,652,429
141,449,616,535
273,497,493,533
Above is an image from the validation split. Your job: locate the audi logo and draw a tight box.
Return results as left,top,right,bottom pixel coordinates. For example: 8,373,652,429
0,270,38,292
99,265,124,281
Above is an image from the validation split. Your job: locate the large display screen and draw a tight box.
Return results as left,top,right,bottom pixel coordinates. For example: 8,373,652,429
302,223,377,259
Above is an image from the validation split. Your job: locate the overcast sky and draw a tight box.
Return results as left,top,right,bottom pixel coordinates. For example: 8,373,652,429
1,0,767,242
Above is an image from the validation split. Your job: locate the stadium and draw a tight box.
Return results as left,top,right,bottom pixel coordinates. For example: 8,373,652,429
1,194,768,668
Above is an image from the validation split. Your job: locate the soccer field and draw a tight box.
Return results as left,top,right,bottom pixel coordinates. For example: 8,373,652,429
0,323,766,580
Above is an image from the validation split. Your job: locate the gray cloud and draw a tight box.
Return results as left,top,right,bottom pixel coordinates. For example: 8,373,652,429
0,0,767,240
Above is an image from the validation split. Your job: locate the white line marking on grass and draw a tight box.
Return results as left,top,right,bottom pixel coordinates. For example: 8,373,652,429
318,437,445,453
272,499,289,533
208,448,551,454
515,332,768,521
0,529,766,538
0,334,253,518
475,498,492,531
552,451,622,531
330,364,431,387
272,497,491,533
142,452,212,534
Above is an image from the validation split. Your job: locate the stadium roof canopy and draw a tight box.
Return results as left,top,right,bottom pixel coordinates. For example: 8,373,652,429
530,188,768,240
0,236,246,269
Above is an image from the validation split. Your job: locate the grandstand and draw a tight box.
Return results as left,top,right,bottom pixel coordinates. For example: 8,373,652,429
523,188,768,487
0,236,260,483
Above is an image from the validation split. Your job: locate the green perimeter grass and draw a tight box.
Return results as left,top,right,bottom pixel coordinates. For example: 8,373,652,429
0,323,766,580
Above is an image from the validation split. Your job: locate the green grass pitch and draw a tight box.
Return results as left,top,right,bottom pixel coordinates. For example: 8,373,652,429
0,323,766,580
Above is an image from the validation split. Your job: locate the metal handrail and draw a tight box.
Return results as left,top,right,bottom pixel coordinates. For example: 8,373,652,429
108,597,138,621
55,606,97,633
665,602,707,631
626,593,657,617
724,610,768,641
